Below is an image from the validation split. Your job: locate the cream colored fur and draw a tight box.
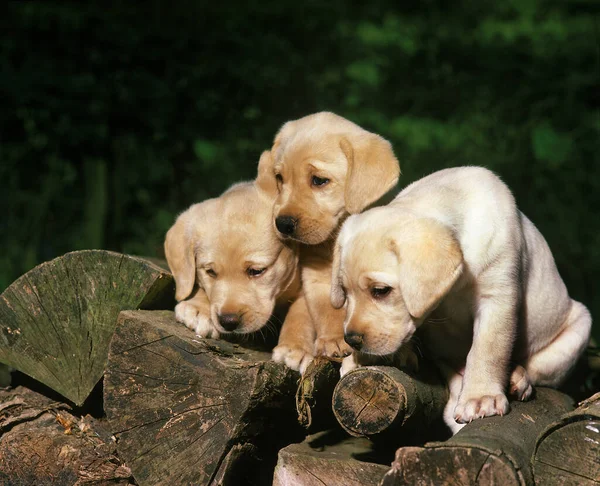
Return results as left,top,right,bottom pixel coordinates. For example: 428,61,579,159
332,166,592,433
165,151,299,338
264,112,400,372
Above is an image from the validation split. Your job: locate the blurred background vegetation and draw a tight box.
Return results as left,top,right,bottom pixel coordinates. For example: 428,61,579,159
1,0,598,338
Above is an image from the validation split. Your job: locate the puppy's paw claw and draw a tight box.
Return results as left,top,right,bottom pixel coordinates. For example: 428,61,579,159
272,345,314,374
454,393,509,424
509,365,533,401
314,336,352,359
174,301,219,339
340,354,359,377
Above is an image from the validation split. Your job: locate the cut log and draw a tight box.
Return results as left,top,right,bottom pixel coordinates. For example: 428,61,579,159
381,387,575,486
104,310,303,486
273,430,390,486
332,365,448,438
296,357,340,432
0,250,174,405
532,391,600,485
0,386,133,485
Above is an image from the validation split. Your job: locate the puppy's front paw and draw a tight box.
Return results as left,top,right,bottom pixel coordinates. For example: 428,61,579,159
272,345,314,374
314,336,352,359
509,365,533,401
174,301,220,339
340,354,359,377
454,393,509,424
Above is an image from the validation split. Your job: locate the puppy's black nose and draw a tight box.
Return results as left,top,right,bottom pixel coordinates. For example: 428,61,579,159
275,216,297,236
218,313,240,332
344,332,364,350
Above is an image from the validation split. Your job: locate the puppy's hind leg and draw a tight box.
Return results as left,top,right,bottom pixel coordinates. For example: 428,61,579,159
525,300,591,387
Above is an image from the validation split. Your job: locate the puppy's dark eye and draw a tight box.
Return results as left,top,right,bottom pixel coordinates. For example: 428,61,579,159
247,267,266,277
206,269,217,278
371,286,392,299
312,175,329,187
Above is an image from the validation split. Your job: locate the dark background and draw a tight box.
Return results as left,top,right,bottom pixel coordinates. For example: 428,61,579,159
1,1,598,339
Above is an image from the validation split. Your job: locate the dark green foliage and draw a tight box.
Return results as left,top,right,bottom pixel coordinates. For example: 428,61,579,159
1,1,598,338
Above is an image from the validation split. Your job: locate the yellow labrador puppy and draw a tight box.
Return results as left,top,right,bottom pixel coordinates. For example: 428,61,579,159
332,166,592,433
267,112,401,372
165,151,299,338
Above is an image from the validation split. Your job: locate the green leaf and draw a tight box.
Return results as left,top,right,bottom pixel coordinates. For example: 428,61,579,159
531,123,572,168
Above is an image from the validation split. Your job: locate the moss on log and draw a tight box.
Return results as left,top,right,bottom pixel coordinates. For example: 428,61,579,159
0,250,174,405
0,386,133,485
381,388,575,486
273,431,390,486
104,310,302,486
296,357,340,432
533,391,600,485
332,365,448,438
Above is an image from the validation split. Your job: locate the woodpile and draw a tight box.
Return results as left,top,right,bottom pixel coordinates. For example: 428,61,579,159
0,250,598,485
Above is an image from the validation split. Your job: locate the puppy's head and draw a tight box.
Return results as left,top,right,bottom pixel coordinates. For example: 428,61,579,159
165,151,298,334
268,112,400,244
331,211,463,355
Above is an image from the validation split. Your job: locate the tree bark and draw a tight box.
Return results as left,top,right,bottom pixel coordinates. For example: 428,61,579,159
532,391,600,485
273,430,390,486
0,386,133,485
332,365,448,438
381,387,575,486
0,250,174,405
104,309,303,486
296,357,340,432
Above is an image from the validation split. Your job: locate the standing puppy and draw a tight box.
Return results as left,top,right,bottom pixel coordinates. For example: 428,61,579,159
267,112,400,371
165,151,299,338
331,166,591,433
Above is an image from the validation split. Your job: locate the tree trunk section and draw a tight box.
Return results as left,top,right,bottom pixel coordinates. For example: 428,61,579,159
332,365,448,438
0,386,133,485
532,391,600,485
104,309,303,486
381,387,575,486
0,250,174,405
296,357,340,432
273,430,389,486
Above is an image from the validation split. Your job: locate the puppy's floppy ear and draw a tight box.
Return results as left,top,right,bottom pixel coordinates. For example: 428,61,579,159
340,134,400,214
254,150,278,197
164,210,196,302
390,219,463,319
330,237,346,309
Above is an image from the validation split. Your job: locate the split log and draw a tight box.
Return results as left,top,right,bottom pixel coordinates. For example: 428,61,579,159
532,391,600,485
0,250,174,405
296,357,340,432
273,430,390,486
104,309,303,486
0,386,133,485
381,387,575,486
332,365,448,438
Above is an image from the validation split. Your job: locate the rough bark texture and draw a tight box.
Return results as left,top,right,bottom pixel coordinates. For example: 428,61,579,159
273,430,390,486
533,391,600,485
0,386,133,485
0,250,174,405
333,365,448,438
381,387,575,486
296,357,340,432
104,310,303,486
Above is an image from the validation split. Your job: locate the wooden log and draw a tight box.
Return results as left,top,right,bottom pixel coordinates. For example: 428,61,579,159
296,357,340,432
273,430,390,486
104,309,303,486
0,250,174,406
381,388,575,486
332,365,448,438
532,391,600,485
0,386,133,485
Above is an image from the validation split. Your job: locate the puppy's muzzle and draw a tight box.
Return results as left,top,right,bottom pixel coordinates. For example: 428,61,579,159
218,313,241,332
275,216,298,237
344,332,364,351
